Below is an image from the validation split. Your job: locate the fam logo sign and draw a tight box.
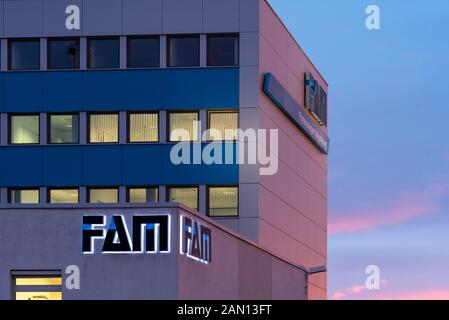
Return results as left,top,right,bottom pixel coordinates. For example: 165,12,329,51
180,216,212,264
82,215,170,254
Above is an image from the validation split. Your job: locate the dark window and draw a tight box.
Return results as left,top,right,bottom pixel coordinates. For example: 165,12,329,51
48,38,80,70
49,114,79,144
8,39,40,70
127,37,159,68
207,35,239,67
88,38,120,69
167,36,199,67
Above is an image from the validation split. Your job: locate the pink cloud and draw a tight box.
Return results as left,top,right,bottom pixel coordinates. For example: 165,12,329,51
332,291,346,300
329,184,446,235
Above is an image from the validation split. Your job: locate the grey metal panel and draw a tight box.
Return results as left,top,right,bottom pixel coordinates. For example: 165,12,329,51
82,0,123,36
203,0,239,33
162,0,203,34
0,1,4,38
4,0,44,38
240,32,259,66
238,217,259,242
123,0,163,35
239,0,260,32
238,183,259,218
239,66,260,108
43,0,83,37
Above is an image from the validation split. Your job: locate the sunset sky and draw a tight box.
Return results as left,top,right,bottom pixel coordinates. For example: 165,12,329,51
269,0,449,299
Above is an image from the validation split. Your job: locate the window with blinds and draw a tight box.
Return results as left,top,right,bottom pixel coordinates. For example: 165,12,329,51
129,113,158,143
89,114,119,143
208,111,239,141
169,112,199,142
208,187,239,217
168,187,198,210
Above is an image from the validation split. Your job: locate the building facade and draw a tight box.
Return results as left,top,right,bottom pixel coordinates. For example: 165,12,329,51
0,0,328,300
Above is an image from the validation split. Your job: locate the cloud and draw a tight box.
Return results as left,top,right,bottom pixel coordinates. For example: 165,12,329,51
329,184,446,235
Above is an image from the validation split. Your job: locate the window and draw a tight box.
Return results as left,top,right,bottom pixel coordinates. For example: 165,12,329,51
49,114,79,144
169,112,199,142
127,37,159,68
8,39,40,70
167,36,199,67
89,188,119,204
207,35,239,67
168,187,198,210
87,38,120,69
13,272,62,300
208,186,238,217
48,38,80,70
128,187,158,203
128,113,158,143
49,188,79,204
9,189,40,204
89,114,119,143
208,111,239,141
10,115,40,144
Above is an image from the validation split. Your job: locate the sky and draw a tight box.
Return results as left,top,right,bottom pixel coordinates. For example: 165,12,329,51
268,0,449,299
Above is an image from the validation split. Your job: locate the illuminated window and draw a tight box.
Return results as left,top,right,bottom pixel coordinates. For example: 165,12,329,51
169,112,199,142
129,113,158,143
208,111,239,141
128,187,158,203
89,114,119,143
208,187,238,217
168,187,198,210
13,273,62,300
9,189,40,204
49,189,79,204
49,114,79,144
9,39,40,70
207,35,239,67
89,188,119,204
167,36,199,67
127,37,159,68
48,38,80,70
87,37,119,69
10,115,40,144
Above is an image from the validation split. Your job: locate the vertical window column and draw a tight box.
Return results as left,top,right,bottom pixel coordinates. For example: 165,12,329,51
79,112,87,144
1,39,7,71
80,38,87,70
0,113,8,146
160,35,167,68
200,34,207,67
40,38,47,70
199,185,207,214
120,36,127,69
40,112,47,145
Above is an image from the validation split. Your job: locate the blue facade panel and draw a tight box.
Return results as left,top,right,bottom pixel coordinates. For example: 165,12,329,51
3,73,43,112
82,71,123,111
2,147,42,186
0,68,239,187
43,72,83,112
42,147,83,186
123,70,163,110
162,69,203,109
82,146,123,186
203,68,239,108
1,68,238,112
122,145,163,185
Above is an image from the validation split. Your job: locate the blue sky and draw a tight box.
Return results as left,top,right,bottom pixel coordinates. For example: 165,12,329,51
268,0,449,299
